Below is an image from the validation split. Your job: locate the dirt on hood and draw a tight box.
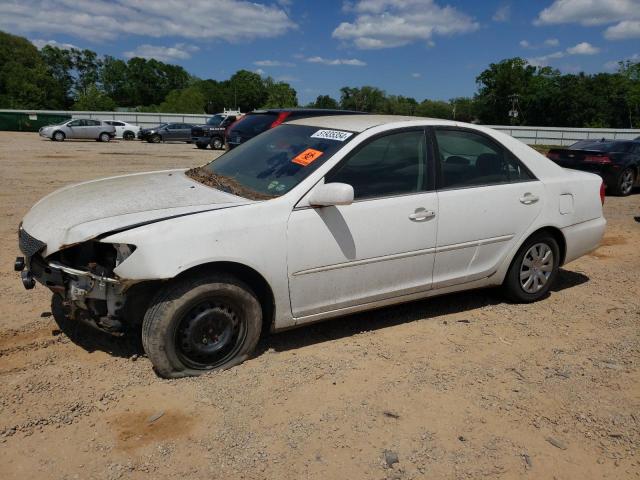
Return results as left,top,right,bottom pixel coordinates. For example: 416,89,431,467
186,166,276,201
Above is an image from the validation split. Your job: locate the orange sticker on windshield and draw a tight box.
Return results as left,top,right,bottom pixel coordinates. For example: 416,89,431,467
292,148,323,166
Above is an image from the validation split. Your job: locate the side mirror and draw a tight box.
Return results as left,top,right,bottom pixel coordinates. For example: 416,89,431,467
308,182,354,207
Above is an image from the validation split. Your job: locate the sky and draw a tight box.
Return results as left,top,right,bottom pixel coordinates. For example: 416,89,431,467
2,0,639,105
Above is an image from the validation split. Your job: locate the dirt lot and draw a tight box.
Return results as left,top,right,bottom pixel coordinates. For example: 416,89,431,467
0,132,638,479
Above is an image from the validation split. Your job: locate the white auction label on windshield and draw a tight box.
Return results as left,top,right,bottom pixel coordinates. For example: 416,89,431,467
310,129,353,142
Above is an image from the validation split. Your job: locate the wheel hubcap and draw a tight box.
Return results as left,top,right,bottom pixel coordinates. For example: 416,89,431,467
520,243,554,293
175,300,244,369
621,171,633,194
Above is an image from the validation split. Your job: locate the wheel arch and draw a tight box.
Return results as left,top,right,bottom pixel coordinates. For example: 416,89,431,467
521,226,567,266
174,261,275,335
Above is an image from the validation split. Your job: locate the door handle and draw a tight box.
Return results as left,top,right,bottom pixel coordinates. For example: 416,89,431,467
519,193,539,205
409,208,436,221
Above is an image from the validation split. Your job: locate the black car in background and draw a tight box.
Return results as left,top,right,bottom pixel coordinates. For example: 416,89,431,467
547,139,640,196
225,108,365,149
138,123,195,143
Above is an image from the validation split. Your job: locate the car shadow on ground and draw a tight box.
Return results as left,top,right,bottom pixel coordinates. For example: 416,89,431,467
45,268,589,362
258,268,590,355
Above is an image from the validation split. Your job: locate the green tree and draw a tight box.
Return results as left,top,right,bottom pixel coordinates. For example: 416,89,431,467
340,86,386,112
73,83,116,111
0,31,58,109
263,78,298,108
158,86,206,113
311,95,339,109
415,99,453,119
228,70,268,111
39,45,74,108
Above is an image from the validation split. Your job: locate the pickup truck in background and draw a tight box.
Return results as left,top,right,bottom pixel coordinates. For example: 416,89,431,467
191,110,241,150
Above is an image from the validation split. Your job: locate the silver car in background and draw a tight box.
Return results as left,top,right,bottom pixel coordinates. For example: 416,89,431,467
39,119,116,142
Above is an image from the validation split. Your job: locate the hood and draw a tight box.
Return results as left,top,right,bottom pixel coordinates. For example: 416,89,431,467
21,169,252,256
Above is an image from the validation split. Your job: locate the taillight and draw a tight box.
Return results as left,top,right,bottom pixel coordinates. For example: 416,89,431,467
547,151,560,160
584,154,612,164
270,111,291,128
600,182,606,205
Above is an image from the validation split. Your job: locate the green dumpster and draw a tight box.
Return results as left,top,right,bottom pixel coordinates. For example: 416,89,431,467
0,111,72,132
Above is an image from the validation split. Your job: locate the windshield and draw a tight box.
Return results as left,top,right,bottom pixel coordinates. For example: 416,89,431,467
206,115,225,126
231,113,277,134
186,124,355,200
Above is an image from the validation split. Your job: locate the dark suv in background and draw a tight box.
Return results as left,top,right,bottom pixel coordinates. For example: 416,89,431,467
225,108,365,149
191,111,240,150
138,123,195,143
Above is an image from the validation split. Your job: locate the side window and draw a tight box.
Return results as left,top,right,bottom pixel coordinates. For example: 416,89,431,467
326,130,427,200
435,129,533,189
68,120,82,127
87,120,100,126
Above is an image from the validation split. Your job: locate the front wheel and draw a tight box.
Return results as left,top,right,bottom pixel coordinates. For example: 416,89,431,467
149,134,161,143
611,168,635,196
53,131,65,142
503,233,560,303
142,273,262,378
211,137,223,150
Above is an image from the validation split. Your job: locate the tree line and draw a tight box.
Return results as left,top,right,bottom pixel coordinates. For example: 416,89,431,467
1,31,639,128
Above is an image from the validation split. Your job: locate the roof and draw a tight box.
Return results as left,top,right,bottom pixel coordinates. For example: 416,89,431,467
249,108,362,114
288,114,445,132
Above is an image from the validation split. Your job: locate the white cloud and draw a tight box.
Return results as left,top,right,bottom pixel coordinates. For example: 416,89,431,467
604,53,640,70
492,4,511,22
124,43,199,62
0,0,296,42
31,38,80,50
305,56,367,66
332,0,479,49
520,38,560,49
255,68,266,76
566,41,599,55
534,0,640,41
411,72,421,78
527,41,600,66
604,20,640,39
253,60,295,67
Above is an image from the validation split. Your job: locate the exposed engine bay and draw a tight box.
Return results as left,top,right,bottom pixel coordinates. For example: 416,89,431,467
16,233,137,334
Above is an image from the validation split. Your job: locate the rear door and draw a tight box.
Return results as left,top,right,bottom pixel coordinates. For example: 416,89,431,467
432,127,544,288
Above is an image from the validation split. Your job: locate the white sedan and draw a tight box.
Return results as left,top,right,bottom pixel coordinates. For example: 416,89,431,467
16,115,606,377
104,120,141,140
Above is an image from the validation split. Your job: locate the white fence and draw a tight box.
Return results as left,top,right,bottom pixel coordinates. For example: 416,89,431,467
2,109,640,145
489,125,640,146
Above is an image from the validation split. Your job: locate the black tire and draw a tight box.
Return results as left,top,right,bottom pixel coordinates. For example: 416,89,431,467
502,232,560,303
142,273,262,378
210,136,224,150
196,143,208,150
99,132,111,142
610,168,635,196
149,134,161,143
53,131,65,142
123,130,135,141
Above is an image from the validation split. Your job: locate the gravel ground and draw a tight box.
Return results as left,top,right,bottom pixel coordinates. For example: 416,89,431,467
0,132,638,479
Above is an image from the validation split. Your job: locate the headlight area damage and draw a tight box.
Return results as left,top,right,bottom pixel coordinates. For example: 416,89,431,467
16,233,137,335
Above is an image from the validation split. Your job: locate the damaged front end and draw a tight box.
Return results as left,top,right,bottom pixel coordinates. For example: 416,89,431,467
16,226,136,335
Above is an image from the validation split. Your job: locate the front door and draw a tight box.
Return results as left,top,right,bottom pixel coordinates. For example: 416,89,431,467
287,129,438,319
432,127,544,287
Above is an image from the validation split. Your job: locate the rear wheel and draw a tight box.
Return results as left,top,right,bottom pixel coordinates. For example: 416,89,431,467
211,136,223,150
123,130,135,140
142,273,262,378
99,132,111,142
53,131,65,142
611,168,635,196
503,232,560,303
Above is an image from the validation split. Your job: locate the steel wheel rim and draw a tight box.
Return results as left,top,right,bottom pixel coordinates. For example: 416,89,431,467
520,243,554,293
175,299,246,370
621,170,633,194
212,138,222,149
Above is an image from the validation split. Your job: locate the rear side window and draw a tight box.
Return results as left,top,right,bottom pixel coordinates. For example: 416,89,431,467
87,120,100,126
232,114,277,134
327,130,427,200
435,129,533,189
